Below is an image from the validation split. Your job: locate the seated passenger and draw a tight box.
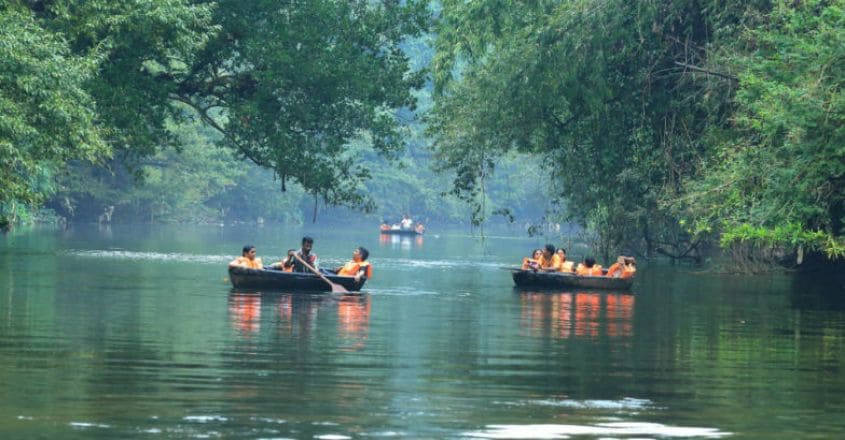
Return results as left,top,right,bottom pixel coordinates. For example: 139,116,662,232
228,245,263,269
269,249,296,272
575,257,603,276
556,248,575,273
333,247,372,281
522,248,543,270
415,223,425,234
537,244,562,272
606,256,636,279
380,222,390,231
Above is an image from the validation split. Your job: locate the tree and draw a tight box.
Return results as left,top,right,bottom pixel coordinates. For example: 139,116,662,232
431,0,740,260
0,6,106,229
174,0,431,211
679,0,845,266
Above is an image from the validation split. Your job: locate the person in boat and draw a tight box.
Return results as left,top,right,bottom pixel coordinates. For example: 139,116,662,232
522,248,544,271
267,249,296,272
281,236,318,273
537,244,562,272
400,214,413,230
415,223,425,234
229,245,263,269
330,246,373,281
380,221,390,232
606,256,636,279
575,257,604,276
556,248,575,273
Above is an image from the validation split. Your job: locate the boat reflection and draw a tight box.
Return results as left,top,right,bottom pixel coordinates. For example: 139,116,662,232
378,233,423,249
519,291,635,339
228,292,262,336
228,291,371,347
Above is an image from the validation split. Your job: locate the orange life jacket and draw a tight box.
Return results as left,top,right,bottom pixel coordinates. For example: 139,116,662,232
560,260,575,273
230,256,263,269
538,254,562,271
338,260,372,278
576,264,603,276
606,262,623,278
607,263,636,279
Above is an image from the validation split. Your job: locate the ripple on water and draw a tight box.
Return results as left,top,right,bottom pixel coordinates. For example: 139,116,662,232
64,249,232,264
62,250,507,272
464,422,731,439
182,415,229,423
529,397,656,411
365,287,441,296
69,422,111,429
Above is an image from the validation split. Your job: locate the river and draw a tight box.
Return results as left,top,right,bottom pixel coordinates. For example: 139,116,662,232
1,224,843,439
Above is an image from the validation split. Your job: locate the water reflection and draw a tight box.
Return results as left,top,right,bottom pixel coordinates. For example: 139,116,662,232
378,233,423,249
228,293,261,335
228,292,371,347
519,291,635,339
337,294,371,350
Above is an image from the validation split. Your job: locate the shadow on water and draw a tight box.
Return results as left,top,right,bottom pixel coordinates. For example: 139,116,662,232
790,271,845,311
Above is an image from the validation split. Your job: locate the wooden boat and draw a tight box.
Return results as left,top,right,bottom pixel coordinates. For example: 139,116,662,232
511,269,634,291
228,266,366,292
379,228,423,236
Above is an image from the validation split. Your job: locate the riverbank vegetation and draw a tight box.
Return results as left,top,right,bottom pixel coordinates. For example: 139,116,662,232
431,0,844,269
2,1,842,271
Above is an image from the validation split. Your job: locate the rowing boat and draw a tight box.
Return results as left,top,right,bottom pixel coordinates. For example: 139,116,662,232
511,269,634,290
228,266,366,292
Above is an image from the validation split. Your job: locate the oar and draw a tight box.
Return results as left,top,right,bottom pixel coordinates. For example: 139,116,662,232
291,252,348,294
499,266,525,271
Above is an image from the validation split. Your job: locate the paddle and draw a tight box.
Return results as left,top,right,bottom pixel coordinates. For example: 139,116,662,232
291,252,348,294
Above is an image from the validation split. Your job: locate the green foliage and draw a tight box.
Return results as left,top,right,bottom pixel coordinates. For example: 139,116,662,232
681,0,845,261
41,0,216,161
431,0,844,266
720,223,844,259
175,0,431,211
53,118,307,224
3,1,431,226
431,0,740,258
0,6,107,226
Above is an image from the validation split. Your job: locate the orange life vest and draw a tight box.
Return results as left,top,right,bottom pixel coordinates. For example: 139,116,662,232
338,260,372,278
576,264,603,276
606,262,623,278
538,254,562,271
230,256,263,269
560,260,575,272
607,263,636,279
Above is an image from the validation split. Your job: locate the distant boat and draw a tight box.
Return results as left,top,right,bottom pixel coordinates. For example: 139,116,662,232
228,266,366,292
510,269,634,290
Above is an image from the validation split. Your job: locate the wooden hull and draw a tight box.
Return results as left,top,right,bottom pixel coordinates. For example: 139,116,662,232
512,269,634,291
379,229,422,236
228,267,366,292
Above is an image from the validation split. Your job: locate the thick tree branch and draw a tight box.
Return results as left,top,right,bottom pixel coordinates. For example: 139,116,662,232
674,61,738,82
169,93,267,167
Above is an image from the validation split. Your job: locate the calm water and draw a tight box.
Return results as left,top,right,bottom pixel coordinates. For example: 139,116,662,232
1,225,844,439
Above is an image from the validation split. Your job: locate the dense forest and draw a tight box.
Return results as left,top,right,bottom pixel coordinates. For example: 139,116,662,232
1,0,843,270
